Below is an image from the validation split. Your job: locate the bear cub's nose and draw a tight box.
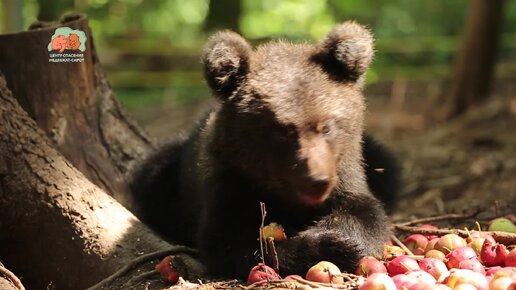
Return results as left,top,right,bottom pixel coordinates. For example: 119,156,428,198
306,175,331,197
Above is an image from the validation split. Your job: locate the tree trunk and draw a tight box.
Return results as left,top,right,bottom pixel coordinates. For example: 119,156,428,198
0,13,207,289
0,14,154,208
445,0,505,118
0,73,204,290
204,0,241,33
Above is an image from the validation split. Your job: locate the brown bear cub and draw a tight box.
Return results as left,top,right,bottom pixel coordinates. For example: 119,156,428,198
130,21,401,279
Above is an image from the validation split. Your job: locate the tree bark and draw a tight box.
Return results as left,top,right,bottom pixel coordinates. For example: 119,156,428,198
0,73,205,289
445,0,505,118
0,14,154,208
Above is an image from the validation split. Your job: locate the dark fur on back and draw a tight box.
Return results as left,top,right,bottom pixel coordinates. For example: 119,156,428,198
130,21,401,279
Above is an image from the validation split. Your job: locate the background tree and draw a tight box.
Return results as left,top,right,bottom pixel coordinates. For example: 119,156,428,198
204,0,241,33
444,0,505,118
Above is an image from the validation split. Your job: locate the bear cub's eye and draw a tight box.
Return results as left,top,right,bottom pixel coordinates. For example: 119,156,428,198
321,124,331,135
319,120,335,136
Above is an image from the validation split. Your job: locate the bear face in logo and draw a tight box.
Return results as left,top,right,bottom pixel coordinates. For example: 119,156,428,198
66,34,81,50
51,35,67,53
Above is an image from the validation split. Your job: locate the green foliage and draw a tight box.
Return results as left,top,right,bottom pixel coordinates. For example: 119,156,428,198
4,0,516,107
240,0,335,40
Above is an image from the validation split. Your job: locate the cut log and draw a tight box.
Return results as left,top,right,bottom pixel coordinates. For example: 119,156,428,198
0,14,154,207
0,73,203,289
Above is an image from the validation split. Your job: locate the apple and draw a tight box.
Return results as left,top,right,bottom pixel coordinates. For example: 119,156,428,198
386,255,420,276
391,273,418,289
404,234,429,255
405,270,436,285
358,273,396,290
489,276,516,290
155,256,180,284
505,248,516,267
425,249,446,261
488,218,516,233
480,239,508,267
451,284,478,290
305,261,344,284
444,269,488,290
425,238,440,253
445,247,477,269
247,263,280,285
355,256,387,277
458,259,485,274
434,234,466,254
262,222,287,241
419,258,449,280
485,266,516,280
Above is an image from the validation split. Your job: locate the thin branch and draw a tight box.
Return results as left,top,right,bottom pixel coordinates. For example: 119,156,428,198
397,211,482,226
85,246,198,290
390,234,414,256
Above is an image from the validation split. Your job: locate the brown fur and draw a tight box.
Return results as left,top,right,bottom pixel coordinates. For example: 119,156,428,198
130,21,399,279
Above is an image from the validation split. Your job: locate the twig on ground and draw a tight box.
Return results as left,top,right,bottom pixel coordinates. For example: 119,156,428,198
397,211,482,226
85,245,198,290
390,234,414,256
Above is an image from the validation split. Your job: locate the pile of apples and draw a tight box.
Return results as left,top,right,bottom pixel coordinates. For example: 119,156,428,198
358,231,515,290
357,219,516,290
246,218,516,289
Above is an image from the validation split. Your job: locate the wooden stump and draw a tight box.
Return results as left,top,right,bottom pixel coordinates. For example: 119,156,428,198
0,14,154,207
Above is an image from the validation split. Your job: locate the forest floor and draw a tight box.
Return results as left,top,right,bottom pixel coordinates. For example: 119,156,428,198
126,78,516,228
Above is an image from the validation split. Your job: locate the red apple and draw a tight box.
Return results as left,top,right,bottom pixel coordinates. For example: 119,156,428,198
445,247,477,269
405,270,436,285
434,234,466,254
391,274,418,289
386,255,420,276
305,261,344,284
155,256,180,284
247,263,280,285
458,259,485,274
355,256,387,277
404,234,429,255
485,266,516,280
480,239,509,267
505,248,516,267
419,258,449,280
358,273,396,290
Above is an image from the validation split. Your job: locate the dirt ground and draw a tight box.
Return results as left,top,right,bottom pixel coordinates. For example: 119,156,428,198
127,78,516,227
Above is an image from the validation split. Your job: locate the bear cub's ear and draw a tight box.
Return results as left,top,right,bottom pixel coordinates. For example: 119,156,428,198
315,21,374,81
202,31,251,98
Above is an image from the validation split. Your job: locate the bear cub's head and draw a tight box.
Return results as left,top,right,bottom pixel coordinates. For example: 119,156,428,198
202,21,374,206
